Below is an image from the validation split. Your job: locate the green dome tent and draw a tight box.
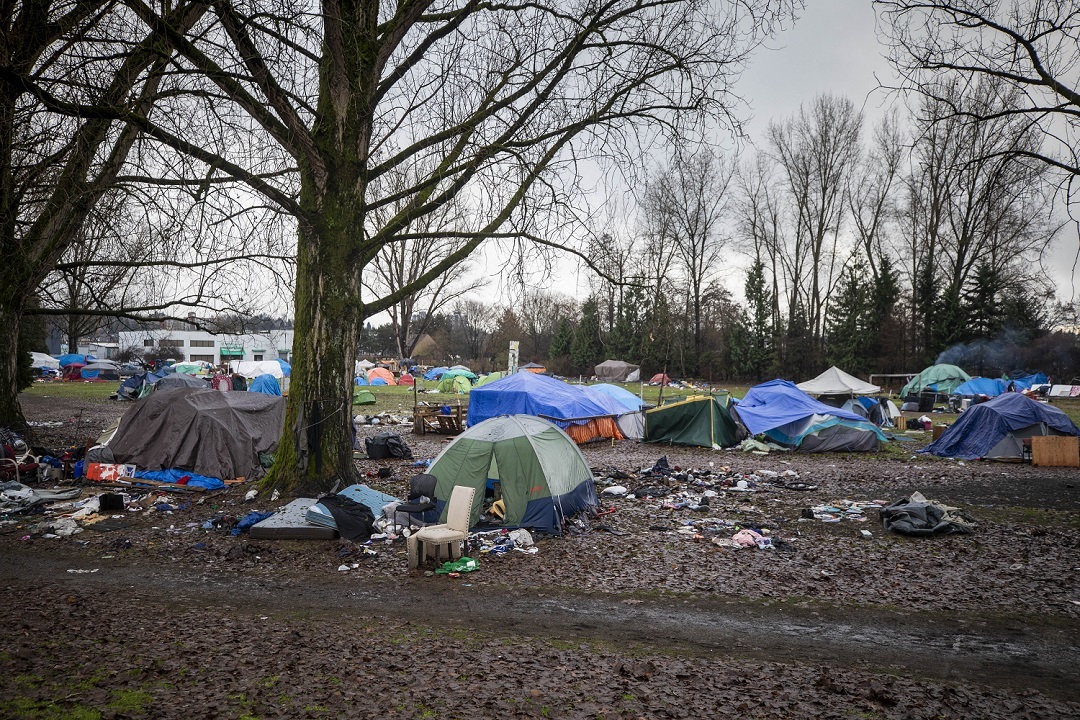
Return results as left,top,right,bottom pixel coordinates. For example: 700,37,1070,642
352,387,376,405
901,364,972,397
475,371,506,387
427,415,598,535
438,374,471,394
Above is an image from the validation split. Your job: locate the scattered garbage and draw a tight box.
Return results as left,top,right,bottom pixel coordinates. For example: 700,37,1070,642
435,556,479,574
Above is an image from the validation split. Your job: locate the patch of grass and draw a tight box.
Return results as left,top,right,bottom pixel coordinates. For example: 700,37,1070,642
105,689,153,713
257,675,280,689
22,382,117,401
0,698,101,720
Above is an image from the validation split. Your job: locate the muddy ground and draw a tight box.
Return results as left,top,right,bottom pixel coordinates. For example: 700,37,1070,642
2,392,1079,719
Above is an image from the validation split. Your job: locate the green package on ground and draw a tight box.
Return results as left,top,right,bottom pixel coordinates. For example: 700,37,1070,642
435,556,479,574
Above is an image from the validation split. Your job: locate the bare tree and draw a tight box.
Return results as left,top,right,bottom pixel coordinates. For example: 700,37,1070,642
108,0,795,493
877,0,1080,179
646,150,736,362
766,94,863,347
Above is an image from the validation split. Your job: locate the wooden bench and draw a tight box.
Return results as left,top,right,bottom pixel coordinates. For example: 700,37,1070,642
413,404,464,435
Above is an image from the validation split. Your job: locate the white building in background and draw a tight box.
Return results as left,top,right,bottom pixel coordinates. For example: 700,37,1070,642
117,328,294,365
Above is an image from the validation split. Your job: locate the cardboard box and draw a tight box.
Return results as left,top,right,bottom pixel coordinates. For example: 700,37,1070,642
85,462,137,481
1031,436,1080,467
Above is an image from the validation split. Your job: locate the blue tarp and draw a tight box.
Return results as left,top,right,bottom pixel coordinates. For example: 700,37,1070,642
370,378,388,386
953,377,1007,397
467,372,625,428
132,468,225,490
276,358,291,376
249,374,282,395
590,383,647,410
924,393,1080,459
56,353,87,368
735,380,873,435
1008,373,1048,390
424,366,450,381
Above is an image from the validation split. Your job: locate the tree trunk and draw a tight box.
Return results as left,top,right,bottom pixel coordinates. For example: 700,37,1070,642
0,294,27,429
262,211,362,496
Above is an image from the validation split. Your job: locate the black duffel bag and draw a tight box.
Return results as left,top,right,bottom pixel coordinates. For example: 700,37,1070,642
364,431,414,460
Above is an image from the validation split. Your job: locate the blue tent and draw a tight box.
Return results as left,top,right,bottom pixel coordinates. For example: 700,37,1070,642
924,393,1079,459
424,366,449,381
276,358,291,377
734,379,887,452
370,378,388,386
56,353,87,368
953,377,1008,397
589,383,646,411
249,374,282,396
467,372,626,429
354,375,369,386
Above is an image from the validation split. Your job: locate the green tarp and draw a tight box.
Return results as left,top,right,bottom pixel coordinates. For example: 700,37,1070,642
900,364,972,397
644,395,740,448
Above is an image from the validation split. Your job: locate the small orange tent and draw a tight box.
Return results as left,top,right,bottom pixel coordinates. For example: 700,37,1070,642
367,367,397,385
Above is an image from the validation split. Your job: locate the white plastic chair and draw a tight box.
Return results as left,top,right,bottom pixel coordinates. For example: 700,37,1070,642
407,485,474,569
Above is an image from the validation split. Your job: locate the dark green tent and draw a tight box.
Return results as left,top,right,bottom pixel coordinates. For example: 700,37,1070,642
353,387,377,405
644,395,741,448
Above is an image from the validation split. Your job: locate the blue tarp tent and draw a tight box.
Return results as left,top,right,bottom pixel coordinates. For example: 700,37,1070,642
370,378,388,386
249,374,282,396
424,366,449,381
953,377,1008,397
734,379,887,452
354,375,369,386
468,372,625,429
276,358,291,377
589,383,646,411
924,393,1079,459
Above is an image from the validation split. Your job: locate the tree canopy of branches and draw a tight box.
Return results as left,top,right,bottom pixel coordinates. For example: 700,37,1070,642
877,0,1080,181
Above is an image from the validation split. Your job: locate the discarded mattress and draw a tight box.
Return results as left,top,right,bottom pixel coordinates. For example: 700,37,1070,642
250,498,337,540
306,484,401,530
880,491,977,536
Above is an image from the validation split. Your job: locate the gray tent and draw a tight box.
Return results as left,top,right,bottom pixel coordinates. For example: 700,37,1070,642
594,359,640,382
97,388,285,479
154,373,210,390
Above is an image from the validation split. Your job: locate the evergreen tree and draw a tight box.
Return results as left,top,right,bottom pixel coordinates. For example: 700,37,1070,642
570,296,604,374
964,261,1003,339
826,262,872,375
743,259,774,380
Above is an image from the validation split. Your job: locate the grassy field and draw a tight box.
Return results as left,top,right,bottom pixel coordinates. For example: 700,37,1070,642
24,377,1080,427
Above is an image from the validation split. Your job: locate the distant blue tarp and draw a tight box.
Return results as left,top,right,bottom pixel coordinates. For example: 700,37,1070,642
276,358,291,376
56,353,87,368
249,374,282,395
952,377,1007,397
590,383,646,410
924,393,1079,459
424,366,449,381
468,372,626,428
1008,373,1048,390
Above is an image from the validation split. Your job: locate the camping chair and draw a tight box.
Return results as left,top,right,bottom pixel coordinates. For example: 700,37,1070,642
407,485,474,569
394,473,439,526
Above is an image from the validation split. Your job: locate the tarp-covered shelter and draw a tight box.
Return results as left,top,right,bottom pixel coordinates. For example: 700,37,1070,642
424,366,449,381
56,353,88,368
649,373,672,385
229,360,284,379
796,366,880,396
645,395,742,448
94,387,285,479
61,362,87,381
154,373,209,390
924,393,1079,459
444,366,479,381
78,362,120,381
594,359,640,382
438,374,471,394
31,352,59,370
590,383,646,410
519,362,546,374
952,377,1007,398
276,358,291,376
249,374,282,395
900,364,971,397
173,362,205,375
367,367,397,385
117,371,163,400
1008,372,1048,390
734,380,887,452
426,414,598,535
468,372,625,443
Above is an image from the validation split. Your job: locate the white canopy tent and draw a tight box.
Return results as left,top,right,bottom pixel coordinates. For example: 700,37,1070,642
30,352,60,370
796,366,881,396
229,360,284,379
